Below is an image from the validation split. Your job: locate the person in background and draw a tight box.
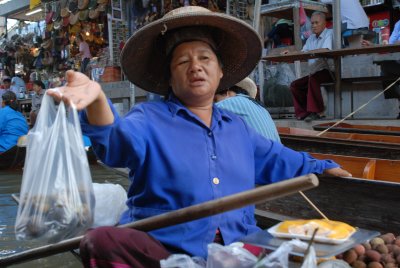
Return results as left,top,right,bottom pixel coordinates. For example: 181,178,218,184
380,21,400,119
47,6,350,267
29,80,46,127
0,78,12,106
215,77,281,142
0,91,29,153
264,17,293,48
10,74,26,96
76,35,92,75
288,11,333,122
320,0,369,47
389,19,400,45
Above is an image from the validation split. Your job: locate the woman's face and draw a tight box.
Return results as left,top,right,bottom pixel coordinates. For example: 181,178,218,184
169,41,223,105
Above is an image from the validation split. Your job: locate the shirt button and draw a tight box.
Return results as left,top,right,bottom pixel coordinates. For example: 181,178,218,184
211,155,217,160
208,132,212,136
212,177,220,185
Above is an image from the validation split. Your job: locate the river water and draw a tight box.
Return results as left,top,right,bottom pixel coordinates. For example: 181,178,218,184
0,165,129,268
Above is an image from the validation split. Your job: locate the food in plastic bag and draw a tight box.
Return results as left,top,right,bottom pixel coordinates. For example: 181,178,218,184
92,183,128,227
160,254,206,268
15,93,95,243
206,243,258,268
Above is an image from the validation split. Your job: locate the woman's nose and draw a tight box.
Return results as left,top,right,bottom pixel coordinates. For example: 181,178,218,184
188,59,202,72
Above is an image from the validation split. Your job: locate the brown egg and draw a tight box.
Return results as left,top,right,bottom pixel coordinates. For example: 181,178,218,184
380,233,396,244
394,238,400,247
371,237,385,249
343,249,358,264
352,260,367,268
376,244,389,254
367,262,383,268
392,245,400,257
383,263,397,268
363,242,372,250
365,249,381,262
380,253,395,264
354,244,366,256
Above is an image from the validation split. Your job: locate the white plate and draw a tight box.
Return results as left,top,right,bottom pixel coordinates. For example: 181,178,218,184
267,222,356,244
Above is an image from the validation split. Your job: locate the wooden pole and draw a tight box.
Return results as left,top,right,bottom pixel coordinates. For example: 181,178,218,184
0,174,318,266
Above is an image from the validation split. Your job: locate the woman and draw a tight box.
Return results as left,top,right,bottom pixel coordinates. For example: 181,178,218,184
48,6,351,267
0,91,29,153
29,80,46,127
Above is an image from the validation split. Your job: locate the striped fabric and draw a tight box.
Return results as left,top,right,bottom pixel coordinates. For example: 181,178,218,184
215,94,281,142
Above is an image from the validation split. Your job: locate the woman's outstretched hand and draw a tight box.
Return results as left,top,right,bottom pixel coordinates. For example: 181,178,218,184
47,70,114,125
47,70,104,111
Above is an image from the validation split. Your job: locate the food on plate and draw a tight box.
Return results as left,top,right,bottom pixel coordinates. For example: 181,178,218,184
276,219,356,240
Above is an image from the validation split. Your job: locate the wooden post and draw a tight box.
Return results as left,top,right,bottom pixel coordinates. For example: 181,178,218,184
0,174,319,266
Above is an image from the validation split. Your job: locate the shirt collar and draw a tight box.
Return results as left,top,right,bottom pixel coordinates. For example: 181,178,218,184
166,93,232,123
316,28,329,39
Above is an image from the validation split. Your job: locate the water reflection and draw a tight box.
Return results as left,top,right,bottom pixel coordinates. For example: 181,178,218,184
0,164,129,267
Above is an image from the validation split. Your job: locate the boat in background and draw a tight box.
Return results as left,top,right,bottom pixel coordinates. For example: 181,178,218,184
255,175,400,235
310,152,400,183
313,122,400,136
278,127,400,159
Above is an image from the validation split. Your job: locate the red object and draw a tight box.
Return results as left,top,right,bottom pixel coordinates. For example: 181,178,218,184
299,2,307,26
368,11,390,44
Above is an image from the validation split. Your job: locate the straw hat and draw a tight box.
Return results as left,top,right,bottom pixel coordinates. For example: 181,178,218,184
69,12,80,25
89,8,100,20
235,77,257,99
79,9,89,21
120,6,262,95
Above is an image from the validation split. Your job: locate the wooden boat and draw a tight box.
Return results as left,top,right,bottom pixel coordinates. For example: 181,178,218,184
310,152,400,183
255,175,400,235
313,122,400,136
278,127,400,159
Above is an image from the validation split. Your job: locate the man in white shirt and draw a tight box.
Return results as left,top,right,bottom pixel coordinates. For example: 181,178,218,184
289,11,333,122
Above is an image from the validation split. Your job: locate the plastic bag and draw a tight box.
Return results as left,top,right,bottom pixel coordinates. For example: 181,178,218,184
301,16,312,44
263,63,295,107
92,183,127,227
160,254,206,268
254,239,317,268
206,243,258,268
15,93,95,243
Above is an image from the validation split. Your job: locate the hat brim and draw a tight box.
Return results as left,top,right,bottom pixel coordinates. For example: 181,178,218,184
120,11,262,95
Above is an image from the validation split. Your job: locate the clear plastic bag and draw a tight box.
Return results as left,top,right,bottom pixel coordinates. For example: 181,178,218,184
206,243,258,268
160,254,206,268
15,93,95,243
255,239,317,268
92,183,127,227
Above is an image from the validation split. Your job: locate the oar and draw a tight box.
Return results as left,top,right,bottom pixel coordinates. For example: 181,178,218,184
1,173,319,266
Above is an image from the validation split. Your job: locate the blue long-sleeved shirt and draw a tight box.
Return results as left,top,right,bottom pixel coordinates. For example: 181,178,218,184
81,94,338,258
0,106,29,152
389,20,400,45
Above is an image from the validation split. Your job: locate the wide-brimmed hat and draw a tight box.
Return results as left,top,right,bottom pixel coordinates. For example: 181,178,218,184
120,6,262,95
235,77,257,98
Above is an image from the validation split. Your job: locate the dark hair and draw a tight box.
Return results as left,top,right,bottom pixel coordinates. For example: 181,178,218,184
2,91,18,110
33,80,45,89
3,78,11,83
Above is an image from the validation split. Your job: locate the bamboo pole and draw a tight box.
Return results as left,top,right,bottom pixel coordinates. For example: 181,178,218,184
0,173,319,266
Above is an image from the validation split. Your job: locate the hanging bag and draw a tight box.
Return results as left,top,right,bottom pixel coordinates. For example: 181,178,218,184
15,93,95,243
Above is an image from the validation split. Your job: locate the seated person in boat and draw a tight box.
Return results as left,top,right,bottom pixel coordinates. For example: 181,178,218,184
214,77,281,142
29,80,46,127
47,6,351,267
0,91,29,153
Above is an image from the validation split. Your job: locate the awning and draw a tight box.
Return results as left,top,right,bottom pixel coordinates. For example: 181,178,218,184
0,0,43,22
